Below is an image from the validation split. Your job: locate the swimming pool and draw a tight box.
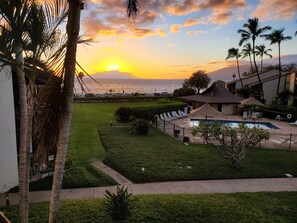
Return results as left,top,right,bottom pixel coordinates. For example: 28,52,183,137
190,119,279,129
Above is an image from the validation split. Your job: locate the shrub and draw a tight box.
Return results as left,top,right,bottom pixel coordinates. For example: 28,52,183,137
157,98,172,104
114,106,132,122
130,101,187,119
130,119,150,135
104,186,132,220
173,87,196,97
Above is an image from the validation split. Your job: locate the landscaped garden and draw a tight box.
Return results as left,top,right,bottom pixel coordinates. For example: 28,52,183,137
26,102,297,189
2,192,297,223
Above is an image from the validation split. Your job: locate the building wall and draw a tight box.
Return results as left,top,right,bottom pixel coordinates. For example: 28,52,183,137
263,76,286,103
0,65,19,193
222,104,235,115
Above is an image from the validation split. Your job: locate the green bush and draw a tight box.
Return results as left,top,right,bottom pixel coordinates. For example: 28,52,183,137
173,87,196,97
104,186,132,220
114,106,132,122
130,119,150,135
130,101,187,120
157,98,172,104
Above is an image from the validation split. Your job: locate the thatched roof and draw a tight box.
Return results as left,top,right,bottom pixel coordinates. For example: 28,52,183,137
241,96,265,106
179,84,242,104
189,103,226,118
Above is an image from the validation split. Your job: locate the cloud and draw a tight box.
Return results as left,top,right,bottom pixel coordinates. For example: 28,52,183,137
252,0,297,21
170,17,208,33
83,0,249,39
187,30,208,36
168,42,176,47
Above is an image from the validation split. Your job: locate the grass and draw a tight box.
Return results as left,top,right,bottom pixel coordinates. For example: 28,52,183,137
2,192,297,222
101,126,297,182
63,102,159,188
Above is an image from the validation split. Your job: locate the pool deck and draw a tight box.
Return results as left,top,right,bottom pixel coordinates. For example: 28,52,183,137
167,115,297,150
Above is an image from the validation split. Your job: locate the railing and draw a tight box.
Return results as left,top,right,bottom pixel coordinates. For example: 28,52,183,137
73,96,171,103
155,119,297,150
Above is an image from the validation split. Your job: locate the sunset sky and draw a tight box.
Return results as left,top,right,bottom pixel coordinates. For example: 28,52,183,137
76,0,297,79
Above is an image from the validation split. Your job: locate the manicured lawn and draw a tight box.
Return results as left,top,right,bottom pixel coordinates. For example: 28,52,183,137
64,102,159,188
2,192,297,222
101,126,297,182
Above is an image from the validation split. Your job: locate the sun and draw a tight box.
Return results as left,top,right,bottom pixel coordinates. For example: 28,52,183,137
106,64,120,71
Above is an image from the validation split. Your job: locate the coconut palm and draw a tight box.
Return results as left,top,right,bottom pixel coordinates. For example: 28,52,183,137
241,43,254,73
226,48,243,87
263,28,292,97
238,17,271,99
0,1,33,222
255,44,272,72
48,1,140,222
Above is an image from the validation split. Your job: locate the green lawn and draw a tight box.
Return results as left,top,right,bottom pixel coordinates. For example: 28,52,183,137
64,102,159,188
101,126,297,182
2,192,297,222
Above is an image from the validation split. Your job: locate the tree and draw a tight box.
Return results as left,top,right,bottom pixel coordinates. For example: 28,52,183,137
192,123,269,168
238,17,271,99
263,29,292,98
173,87,196,97
48,1,140,222
0,1,34,222
183,70,210,94
226,48,243,87
255,44,272,72
241,43,254,73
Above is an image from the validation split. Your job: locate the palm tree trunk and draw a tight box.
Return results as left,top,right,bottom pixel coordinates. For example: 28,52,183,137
48,1,81,222
236,57,243,87
249,54,253,73
252,39,264,99
261,55,263,72
276,42,281,97
15,44,30,223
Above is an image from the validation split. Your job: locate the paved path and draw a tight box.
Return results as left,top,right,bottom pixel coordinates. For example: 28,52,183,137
1,178,297,206
92,161,132,185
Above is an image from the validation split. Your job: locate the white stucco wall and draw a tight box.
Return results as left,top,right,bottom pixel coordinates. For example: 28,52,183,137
222,104,235,115
0,64,19,193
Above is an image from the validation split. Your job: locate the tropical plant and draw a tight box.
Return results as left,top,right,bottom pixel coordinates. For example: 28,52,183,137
226,48,243,87
236,86,251,98
131,119,150,135
104,186,132,220
255,44,272,72
241,43,254,73
192,123,269,169
238,17,271,99
114,106,132,122
263,28,292,98
173,87,196,97
183,70,210,94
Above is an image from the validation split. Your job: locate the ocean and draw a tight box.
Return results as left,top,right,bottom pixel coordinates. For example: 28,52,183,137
74,78,184,95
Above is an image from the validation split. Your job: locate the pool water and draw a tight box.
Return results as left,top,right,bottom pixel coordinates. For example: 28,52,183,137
190,119,279,129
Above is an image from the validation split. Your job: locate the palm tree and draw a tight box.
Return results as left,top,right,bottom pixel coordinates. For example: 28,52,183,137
264,28,292,97
0,1,32,222
226,48,243,87
241,43,254,73
255,44,272,72
238,17,271,99
48,1,140,222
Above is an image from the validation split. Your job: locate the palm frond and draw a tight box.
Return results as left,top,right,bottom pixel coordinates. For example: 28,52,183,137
126,0,140,18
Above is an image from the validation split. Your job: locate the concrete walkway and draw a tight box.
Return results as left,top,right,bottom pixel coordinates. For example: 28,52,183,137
92,161,132,185
1,178,297,206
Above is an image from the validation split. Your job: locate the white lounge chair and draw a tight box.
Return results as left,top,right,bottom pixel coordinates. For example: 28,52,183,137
171,111,178,117
167,112,172,119
251,112,257,120
290,120,297,126
178,110,186,116
242,111,248,119
159,113,165,120
163,113,169,119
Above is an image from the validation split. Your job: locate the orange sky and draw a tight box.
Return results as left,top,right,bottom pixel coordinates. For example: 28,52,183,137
76,0,297,79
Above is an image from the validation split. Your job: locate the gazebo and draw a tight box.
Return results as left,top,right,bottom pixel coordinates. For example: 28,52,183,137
189,103,227,119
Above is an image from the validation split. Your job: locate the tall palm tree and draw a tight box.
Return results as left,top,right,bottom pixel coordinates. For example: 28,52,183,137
48,1,140,222
226,48,243,87
0,1,32,222
255,44,272,72
241,43,254,73
264,28,292,97
238,17,271,99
